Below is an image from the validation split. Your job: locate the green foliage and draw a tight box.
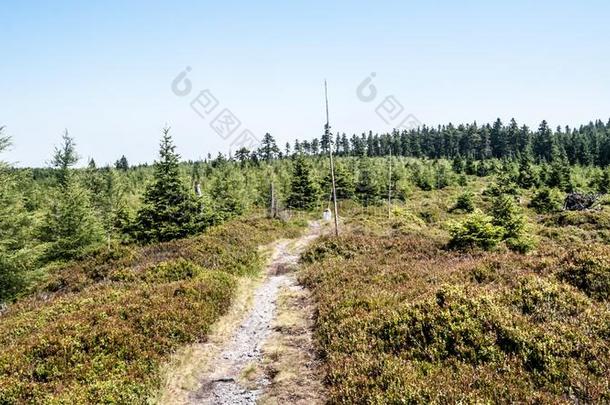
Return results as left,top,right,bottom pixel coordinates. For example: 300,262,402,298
491,194,525,239
355,158,381,205
51,130,79,186
143,258,205,283
597,168,610,194
257,133,280,162
210,168,247,220
0,270,236,404
485,174,520,197
38,134,104,261
411,161,434,191
464,157,476,175
287,155,320,210
133,128,204,243
4,119,610,401
0,131,36,300
115,155,129,171
38,180,104,261
476,160,494,177
517,152,538,189
546,148,572,191
491,194,534,253
452,191,475,213
323,161,355,200
448,210,504,251
529,187,563,214
452,155,465,173
505,235,536,254
433,161,453,189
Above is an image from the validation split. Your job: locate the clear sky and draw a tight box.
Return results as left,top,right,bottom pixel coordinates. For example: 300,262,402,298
1,0,609,167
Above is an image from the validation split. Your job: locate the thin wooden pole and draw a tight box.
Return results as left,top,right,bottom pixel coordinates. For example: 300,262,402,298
325,80,340,237
388,149,392,219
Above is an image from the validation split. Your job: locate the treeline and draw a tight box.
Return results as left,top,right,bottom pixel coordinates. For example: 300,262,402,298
235,118,610,166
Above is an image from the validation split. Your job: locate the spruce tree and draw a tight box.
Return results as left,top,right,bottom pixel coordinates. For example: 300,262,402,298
355,158,380,206
287,155,320,210
311,138,320,155
134,128,203,243
115,155,129,171
51,130,79,186
491,194,525,240
323,161,355,200
598,168,610,194
210,167,248,220
516,150,538,189
39,132,103,260
0,129,33,300
490,193,533,253
452,155,465,174
534,120,554,162
464,157,476,175
258,133,280,162
234,148,251,165
97,168,130,241
547,146,572,191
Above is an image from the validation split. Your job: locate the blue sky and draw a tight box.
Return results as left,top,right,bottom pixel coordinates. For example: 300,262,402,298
1,0,609,167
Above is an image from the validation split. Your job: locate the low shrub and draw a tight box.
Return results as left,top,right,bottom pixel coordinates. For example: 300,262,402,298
529,187,563,214
552,210,610,229
142,259,205,283
390,206,425,231
448,210,504,251
377,287,507,364
558,246,610,301
301,235,367,264
484,176,520,197
451,191,475,213
505,236,536,254
491,194,535,253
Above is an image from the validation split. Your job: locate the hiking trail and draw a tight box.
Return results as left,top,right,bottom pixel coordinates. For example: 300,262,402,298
163,221,325,405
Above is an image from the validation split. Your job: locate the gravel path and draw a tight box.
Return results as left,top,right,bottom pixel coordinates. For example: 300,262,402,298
189,222,321,405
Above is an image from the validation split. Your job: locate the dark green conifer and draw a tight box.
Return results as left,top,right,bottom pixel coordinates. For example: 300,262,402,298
134,128,203,243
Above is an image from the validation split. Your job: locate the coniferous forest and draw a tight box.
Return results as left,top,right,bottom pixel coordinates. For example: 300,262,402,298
1,116,610,403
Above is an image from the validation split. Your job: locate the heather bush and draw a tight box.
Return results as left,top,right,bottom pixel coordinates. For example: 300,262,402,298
558,246,610,301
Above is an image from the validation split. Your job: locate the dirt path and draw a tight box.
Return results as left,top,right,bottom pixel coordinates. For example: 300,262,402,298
176,221,324,405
